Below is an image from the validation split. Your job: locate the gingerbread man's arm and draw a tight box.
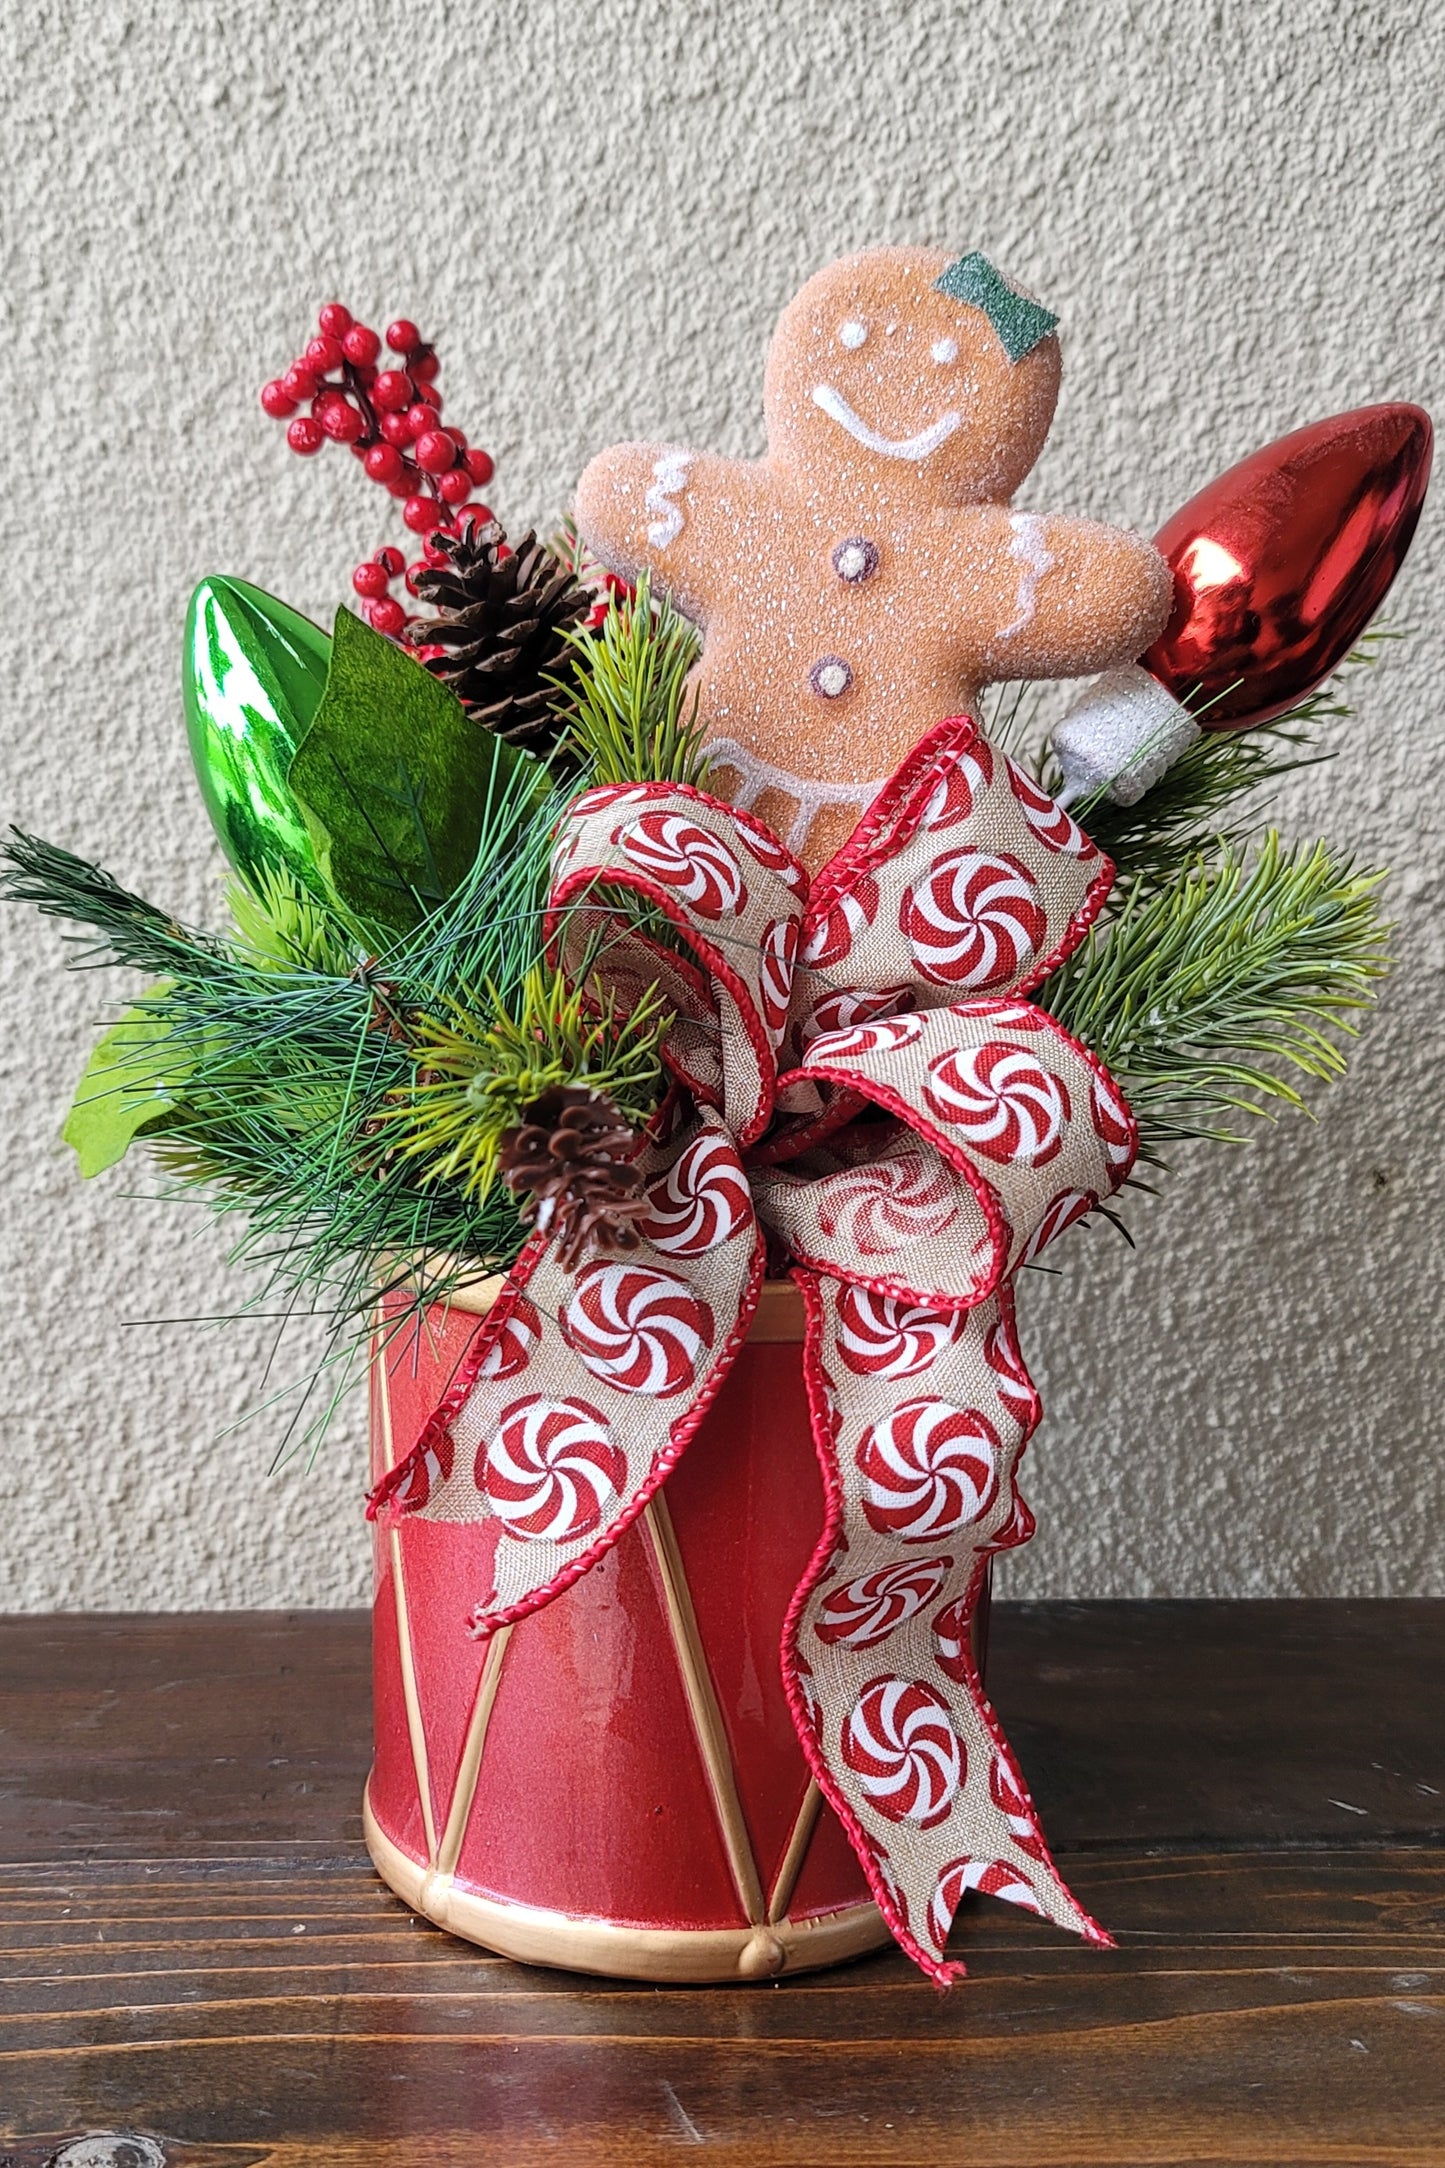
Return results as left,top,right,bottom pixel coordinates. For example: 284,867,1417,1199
573,442,768,628
951,509,1173,685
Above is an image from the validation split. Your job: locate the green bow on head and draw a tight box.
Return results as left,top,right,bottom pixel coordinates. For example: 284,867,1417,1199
934,252,1059,363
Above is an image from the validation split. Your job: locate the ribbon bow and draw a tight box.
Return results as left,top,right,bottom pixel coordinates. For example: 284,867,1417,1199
371,715,1136,1983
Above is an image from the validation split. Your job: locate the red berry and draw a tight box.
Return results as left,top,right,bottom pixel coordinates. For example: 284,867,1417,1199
378,411,413,448
260,379,296,418
364,441,405,484
342,323,381,366
465,502,494,530
414,428,458,475
386,474,413,498
445,425,467,448
463,447,494,485
410,347,440,383
403,493,444,535
437,465,473,504
287,416,324,455
306,334,344,374
366,597,408,636
352,560,391,599
372,369,413,412
404,561,428,596
423,535,452,566
413,382,442,411
386,319,422,354
318,302,353,338
320,399,365,443
377,546,406,577
282,364,319,402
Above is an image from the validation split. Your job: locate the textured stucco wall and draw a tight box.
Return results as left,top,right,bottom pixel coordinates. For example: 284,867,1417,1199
1,0,1440,1609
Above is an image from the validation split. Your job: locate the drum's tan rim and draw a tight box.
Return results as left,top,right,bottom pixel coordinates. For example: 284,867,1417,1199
392,1265,805,1339
363,1782,888,1984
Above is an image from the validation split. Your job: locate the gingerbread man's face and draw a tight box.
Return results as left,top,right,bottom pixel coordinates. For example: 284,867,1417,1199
763,247,1062,508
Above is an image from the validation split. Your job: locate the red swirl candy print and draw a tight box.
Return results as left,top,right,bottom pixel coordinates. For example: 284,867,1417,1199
615,812,747,918
815,1146,960,1257
927,1857,1039,1950
857,1399,1001,1540
1019,1187,1096,1263
759,915,798,1036
923,1041,1070,1167
917,739,994,832
900,849,1046,989
477,1293,542,1382
737,818,808,894
1090,1068,1137,1172
561,1260,715,1397
635,1132,752,1257
801,874,879,970
1005,757,1097,858
481,1395,625,1543
383,1425,454,1513
842,1676,964,1827
798,984,914,1051
816,1555,954,1648
988,1748,1049,1860
834,1286,965,1379
804,1010,928,1064
983,1310,1038,1428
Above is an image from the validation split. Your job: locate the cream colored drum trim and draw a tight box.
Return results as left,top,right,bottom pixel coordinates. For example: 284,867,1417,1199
375,1357,438,1866
642,1490,767,1928
432,1623,514,1882
767,1779,823,1925
365,1783,889,1983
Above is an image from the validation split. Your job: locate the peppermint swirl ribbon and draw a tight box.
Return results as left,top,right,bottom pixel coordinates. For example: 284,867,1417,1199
370,714,1136,1983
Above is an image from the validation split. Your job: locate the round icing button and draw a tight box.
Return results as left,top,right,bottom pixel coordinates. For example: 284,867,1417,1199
810,656,854,699
832,537,879,584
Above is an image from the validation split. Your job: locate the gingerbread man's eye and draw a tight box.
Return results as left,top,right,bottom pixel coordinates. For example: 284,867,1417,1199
931,337,959,365
838,319,867,350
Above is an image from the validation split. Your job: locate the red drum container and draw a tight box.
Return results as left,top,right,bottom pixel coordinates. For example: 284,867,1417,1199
365,1277,987,1982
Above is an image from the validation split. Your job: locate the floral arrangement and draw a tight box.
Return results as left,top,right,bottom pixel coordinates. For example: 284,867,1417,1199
4,258,1430,1981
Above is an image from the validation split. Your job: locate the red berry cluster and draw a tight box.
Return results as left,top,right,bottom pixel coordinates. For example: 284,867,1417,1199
260,304,496,636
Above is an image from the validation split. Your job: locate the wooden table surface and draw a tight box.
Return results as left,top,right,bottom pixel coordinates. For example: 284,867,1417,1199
0,1601,1440,2167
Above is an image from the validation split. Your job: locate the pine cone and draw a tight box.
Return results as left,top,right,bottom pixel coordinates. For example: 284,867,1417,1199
499,1086,647,1269
405,521,588,753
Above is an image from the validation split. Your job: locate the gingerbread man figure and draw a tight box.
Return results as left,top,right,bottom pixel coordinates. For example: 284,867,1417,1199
575,246,1174,870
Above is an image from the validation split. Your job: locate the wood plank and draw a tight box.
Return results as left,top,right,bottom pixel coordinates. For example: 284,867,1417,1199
1,1851,1441,2163
0,1604,1439,2163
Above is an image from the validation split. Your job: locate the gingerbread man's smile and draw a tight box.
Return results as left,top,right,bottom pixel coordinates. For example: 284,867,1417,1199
811,381,964,461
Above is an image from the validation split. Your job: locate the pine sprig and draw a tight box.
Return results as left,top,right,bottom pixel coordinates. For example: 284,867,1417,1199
554,573,710,788
386,964,669,1202
1042,832,1389,1146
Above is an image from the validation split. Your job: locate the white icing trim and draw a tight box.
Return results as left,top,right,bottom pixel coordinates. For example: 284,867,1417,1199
705,737,888,852
811,383,962,462
998,512,1056,640
645,449,694,551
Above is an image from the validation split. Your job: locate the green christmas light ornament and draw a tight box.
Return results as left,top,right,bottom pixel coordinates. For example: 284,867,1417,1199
182,576,332,892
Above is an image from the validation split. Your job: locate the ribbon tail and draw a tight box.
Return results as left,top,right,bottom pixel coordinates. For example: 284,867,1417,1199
779,1267,1111,1984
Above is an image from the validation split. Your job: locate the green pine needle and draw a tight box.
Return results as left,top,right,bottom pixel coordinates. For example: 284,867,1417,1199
1042,831,1390,1147
553,573,710,788
387,964,669,1202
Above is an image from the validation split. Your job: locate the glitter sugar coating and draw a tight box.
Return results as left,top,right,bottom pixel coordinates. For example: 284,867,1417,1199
574,246,1171,870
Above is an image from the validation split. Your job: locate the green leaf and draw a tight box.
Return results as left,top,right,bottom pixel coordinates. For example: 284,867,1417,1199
183,577,331,895
287,607,541,935
63,994,192,1177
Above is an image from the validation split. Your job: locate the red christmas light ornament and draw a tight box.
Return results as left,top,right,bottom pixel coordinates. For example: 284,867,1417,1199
1145,403,1432,730
1053,401,1433,804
